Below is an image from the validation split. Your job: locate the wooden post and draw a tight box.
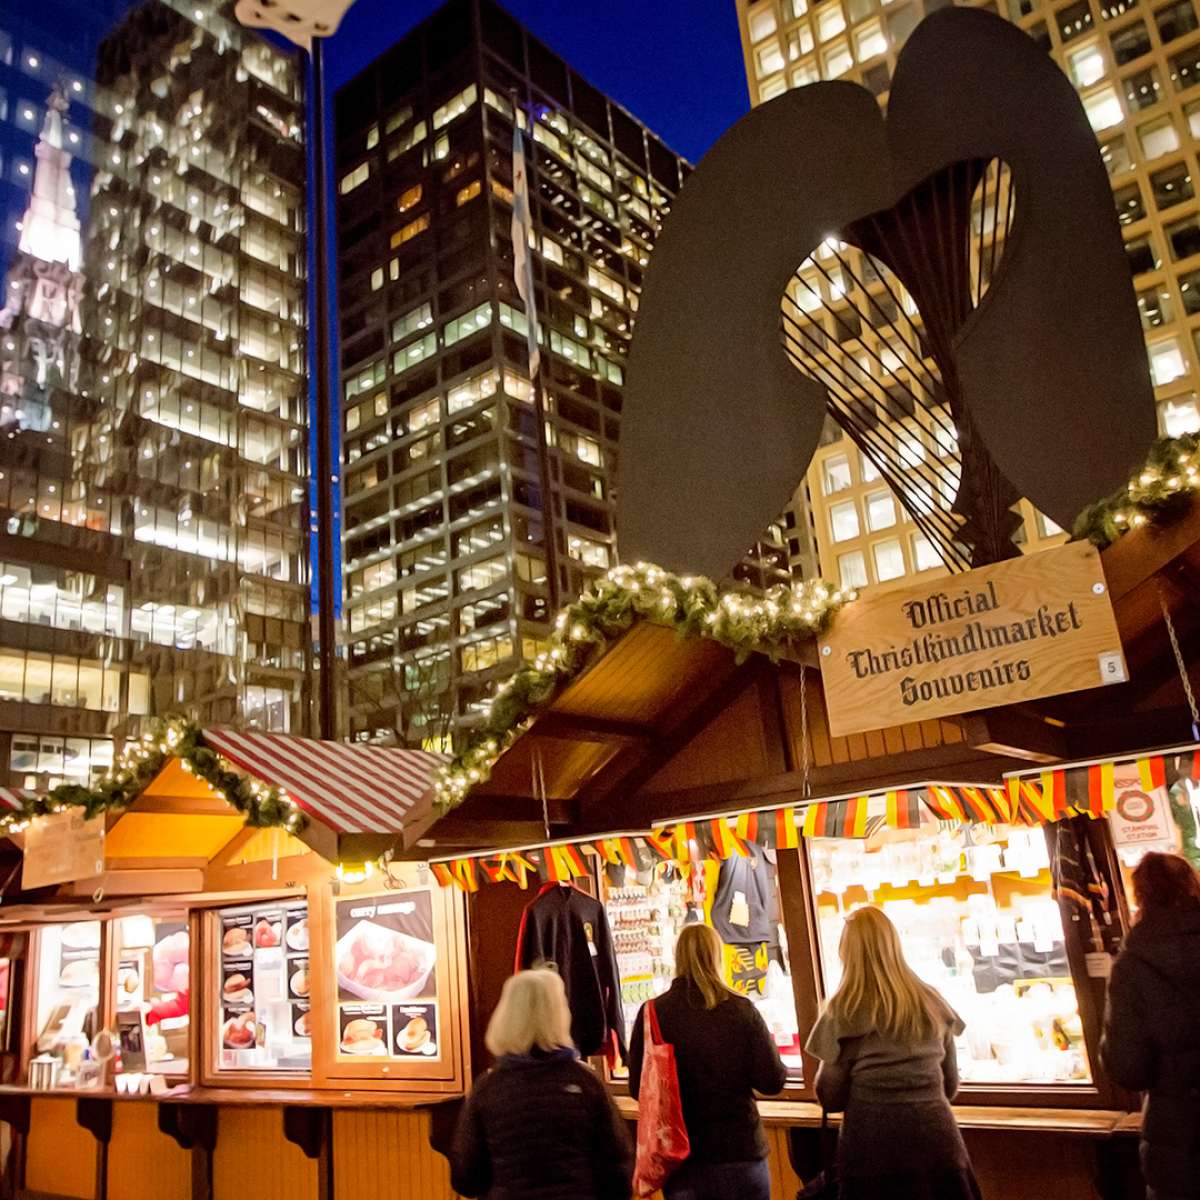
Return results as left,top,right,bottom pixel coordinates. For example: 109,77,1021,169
282,1105,333,1200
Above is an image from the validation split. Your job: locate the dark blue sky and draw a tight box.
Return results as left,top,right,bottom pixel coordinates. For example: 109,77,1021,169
324,0,751,163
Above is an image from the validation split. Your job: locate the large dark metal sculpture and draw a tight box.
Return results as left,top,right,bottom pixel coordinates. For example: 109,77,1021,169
620,7,1156,577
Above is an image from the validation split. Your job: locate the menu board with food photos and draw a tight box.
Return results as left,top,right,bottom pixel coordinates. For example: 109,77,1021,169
217,899,311,1071
334,888,440,1062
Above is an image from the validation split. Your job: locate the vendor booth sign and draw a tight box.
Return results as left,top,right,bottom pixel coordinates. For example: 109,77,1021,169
21,810,105,890
818,543,1126,737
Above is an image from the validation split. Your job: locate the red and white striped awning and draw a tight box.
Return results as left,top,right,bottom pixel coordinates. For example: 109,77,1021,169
201,729,444,836
0,788,41,813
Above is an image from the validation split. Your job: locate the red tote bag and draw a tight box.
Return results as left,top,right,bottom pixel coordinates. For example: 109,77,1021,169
633,1001,691,1197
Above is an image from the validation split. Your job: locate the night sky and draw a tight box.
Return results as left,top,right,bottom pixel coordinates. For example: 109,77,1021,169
324,0,751,163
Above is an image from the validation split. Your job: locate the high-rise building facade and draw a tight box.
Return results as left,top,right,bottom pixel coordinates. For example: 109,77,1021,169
734,0,1193,592
0,2,310,790
334,0,687,746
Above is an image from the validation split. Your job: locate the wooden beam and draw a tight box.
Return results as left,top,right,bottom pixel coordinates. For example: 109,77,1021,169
961,708,1068,763
391,819,568,858
127,795,238,817
63,869,205,896
1101,495,1200,602
531,712,653,744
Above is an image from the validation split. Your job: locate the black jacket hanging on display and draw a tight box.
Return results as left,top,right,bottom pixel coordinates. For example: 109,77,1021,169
514,883,627,1063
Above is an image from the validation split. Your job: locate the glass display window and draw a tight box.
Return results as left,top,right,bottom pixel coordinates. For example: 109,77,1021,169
808,821,1092,1086
214,899,311,1072
598,848,804,1079
112,915,189,1076
32,921,101,1085
332,885,441,1065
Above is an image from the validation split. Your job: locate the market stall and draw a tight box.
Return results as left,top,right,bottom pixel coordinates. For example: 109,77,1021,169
0,726,467,1200
408,496,1200,1200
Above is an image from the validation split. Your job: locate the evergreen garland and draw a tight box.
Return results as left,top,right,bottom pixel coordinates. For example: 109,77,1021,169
0,719,305,835
1073,433,1200,549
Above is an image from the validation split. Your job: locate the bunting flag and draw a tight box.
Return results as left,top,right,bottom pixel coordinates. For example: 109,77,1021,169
802,802,830,839
803,797,870,838
1040,770,1071,821
643,830,676,862
772,805,799,849
1085,761,1116,817
886,789,921,830
451,858,479,893
709,817,737,858
927,786,968,822
672,821,698,864
430,862,454,888
539,843,586,882
1138,756,1167,794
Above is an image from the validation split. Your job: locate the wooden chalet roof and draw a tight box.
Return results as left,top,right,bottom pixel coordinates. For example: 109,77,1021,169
418,501,1200,858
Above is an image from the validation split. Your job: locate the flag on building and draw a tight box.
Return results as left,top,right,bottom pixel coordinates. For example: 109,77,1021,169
511,123,541,379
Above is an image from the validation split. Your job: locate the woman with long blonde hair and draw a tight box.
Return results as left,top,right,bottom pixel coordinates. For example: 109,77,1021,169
628,923,786,1199
805,907,981,1199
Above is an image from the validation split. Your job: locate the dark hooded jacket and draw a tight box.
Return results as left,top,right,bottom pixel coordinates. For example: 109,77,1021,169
1101,900,1200,1197
450,1048,633,1200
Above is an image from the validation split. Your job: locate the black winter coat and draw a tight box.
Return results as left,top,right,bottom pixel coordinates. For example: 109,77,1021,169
1102,901,1200,1198
628,977,787,1164
451,1049,633,1200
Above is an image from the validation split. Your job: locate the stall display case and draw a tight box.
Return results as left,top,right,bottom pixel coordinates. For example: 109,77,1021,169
111,915,190,1077
31,921,101,1085
808,822,1090,1086
214,899,311,1072
597,852,804,1077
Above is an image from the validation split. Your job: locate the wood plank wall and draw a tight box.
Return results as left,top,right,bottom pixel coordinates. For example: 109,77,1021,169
107,1099,190,1200
25,1097,95,1199
334,1109,454,1199
213,1106,317,1200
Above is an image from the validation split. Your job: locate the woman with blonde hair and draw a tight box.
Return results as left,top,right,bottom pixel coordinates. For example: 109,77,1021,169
806,906,981,1199
451,969,632,1200
628,923,786,1199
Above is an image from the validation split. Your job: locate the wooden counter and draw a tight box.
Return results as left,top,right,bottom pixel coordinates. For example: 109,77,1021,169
616,1094,1133,1135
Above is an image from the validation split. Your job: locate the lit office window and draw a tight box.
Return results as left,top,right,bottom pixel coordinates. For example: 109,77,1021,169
823,454,853,494
865,491,897,531
872,538,906,582
1083,86,1124,131
1149,337,1188,385
829,499,860,543
838,550,868,590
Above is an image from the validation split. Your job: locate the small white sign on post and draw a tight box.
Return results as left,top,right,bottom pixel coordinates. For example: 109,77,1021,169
21,811,105,890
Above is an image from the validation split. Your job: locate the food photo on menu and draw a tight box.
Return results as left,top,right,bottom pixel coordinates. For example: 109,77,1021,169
335,890,440,1060
217,901,310,1070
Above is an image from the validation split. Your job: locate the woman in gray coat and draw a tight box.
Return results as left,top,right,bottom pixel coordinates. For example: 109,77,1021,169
1102,852,1200,1200
806,907,981,1200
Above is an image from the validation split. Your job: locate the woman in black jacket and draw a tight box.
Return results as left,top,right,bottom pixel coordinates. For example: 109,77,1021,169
451,969,633,1200
628,923,787,1200
1102,851,1200,1200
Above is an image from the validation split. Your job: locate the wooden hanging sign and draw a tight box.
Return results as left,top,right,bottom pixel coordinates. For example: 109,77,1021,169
21,810,106,890
817,542,1127,737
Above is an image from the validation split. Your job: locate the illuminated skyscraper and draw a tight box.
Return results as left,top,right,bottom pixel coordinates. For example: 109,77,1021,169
0,2,310,789
335,0,687,745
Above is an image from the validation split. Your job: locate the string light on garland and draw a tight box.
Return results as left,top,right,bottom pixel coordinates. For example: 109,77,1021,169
0,718,307,837
1075,433,1200,549
436,562,855,811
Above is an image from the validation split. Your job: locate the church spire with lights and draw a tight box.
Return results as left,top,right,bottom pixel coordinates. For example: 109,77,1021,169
0,84,85,433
